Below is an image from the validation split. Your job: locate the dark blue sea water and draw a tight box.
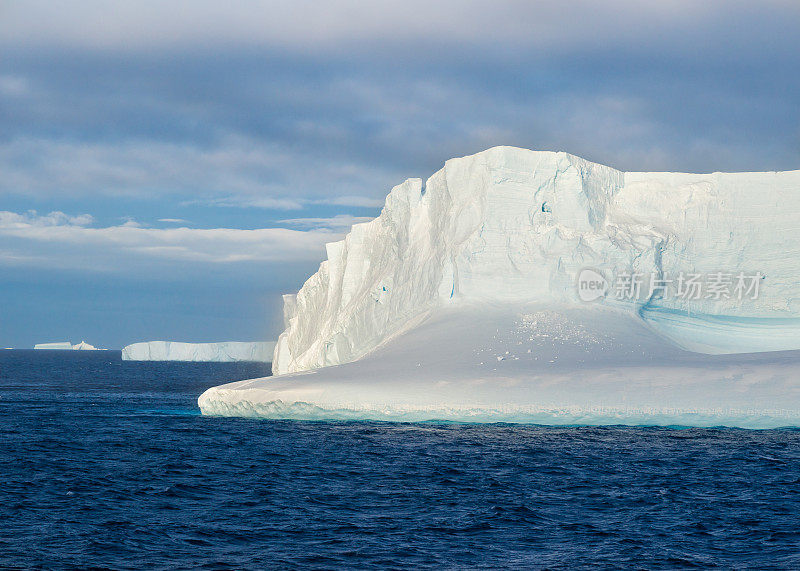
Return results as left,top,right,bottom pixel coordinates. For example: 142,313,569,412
2,350,800,569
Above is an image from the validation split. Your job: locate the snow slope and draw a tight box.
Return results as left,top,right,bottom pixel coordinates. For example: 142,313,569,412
200,304,800,428
122,341,275,362
199,147,800,427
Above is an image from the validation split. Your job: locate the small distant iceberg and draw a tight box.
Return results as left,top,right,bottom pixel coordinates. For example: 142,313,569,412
121,341,275,362
34,340,105,350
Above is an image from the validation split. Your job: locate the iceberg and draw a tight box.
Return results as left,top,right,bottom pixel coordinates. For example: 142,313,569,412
72,340,101,350
34,341,73,350
199,147,800,428
122,341,275,362
33,340,105,350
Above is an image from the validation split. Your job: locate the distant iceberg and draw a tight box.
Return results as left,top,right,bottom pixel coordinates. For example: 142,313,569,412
199,147,800,428
34,342,73,350
34,340,105,350
122,341,275,362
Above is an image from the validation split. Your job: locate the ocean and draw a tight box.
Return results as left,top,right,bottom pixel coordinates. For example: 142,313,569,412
2,350,800,569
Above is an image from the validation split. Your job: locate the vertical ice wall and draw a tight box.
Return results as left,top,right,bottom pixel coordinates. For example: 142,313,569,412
274,147,800,374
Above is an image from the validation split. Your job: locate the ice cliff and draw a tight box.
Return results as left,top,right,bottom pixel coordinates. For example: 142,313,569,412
122,341,275,362
200,147,800,428
273,147,800,374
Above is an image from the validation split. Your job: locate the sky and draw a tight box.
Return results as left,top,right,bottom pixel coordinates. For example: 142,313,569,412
1,0,799,349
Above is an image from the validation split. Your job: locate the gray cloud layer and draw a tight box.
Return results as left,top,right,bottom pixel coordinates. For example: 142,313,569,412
1,0,798,269
4,1,798,53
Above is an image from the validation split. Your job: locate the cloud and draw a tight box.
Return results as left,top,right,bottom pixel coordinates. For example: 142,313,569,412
0,210,345,271
197,197,305,211
2,1,798,53
317,196,386,208
0,74,29,97
0,135,402,205
201,195,386,210
3,1,798,216
277,214,374,231
157,218,190,224
0,210,94,227
1,0,797,218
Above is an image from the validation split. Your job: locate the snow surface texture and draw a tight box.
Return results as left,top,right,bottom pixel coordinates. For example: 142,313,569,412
122,341,275,362
200,147,800,427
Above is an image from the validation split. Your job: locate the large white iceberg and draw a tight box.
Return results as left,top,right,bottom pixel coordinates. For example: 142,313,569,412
199,147,800,427
122,341,275,362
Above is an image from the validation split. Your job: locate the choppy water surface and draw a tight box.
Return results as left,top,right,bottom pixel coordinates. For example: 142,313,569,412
2,350,800,569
